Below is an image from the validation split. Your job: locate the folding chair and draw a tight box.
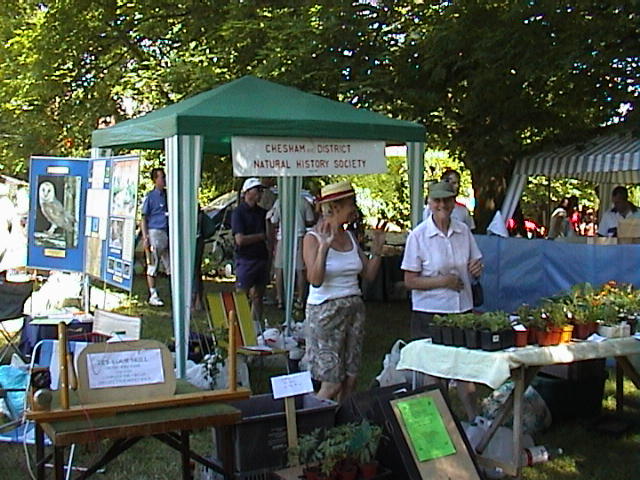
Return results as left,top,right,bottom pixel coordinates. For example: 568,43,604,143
0,277,33,362
206,290,288,357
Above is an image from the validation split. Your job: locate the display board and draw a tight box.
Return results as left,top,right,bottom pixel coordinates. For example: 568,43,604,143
28,155,140,290
28,157,89,272
378,387,481,480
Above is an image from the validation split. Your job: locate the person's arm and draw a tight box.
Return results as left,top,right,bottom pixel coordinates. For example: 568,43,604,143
234,231,266,247
404,270,464,291
140,195,150,248
303,221,333,287
359,227,385,282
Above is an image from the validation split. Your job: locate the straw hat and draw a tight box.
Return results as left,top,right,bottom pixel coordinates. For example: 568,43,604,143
318,181,355,204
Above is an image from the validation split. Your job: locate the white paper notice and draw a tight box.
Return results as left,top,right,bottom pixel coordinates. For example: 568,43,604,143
122,218,135,261
271,371,314,399
91,160,106,188
87,348,165,389
86,189,110,218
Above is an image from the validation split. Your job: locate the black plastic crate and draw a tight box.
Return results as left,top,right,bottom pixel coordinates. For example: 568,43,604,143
532,371,607,420
215,393,338,473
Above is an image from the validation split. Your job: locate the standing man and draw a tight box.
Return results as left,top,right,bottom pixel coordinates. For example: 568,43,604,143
598,186,640,237
141,168,170,306
232,178,269,326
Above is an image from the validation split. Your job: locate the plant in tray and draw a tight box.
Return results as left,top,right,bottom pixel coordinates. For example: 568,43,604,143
291,428,322,479
479,311,511,351
349,420,383,479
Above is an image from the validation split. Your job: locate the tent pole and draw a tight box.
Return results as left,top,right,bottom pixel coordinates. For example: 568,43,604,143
407,142,425,228
165,135,203,379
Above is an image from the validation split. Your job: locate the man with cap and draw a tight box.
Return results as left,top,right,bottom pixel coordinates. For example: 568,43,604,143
402,180,483,420
232,177,270,326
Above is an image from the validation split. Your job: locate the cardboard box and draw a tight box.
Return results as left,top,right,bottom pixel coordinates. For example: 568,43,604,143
618,218,640,238
587,237,617,245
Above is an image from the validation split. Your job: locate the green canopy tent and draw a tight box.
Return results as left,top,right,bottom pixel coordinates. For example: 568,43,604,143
91,75,425,377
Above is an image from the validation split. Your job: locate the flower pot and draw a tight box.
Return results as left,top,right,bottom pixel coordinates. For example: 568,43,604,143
501,329,515,349
359,461,379,479
573,323,594,340
303,467,321,480
480,330,502,351
560,324,574,344
337,463,358,480
441,326,454,346
427,324,443,344
452,326,465,347
549,327,562,345
514,328,528,347
536,328,560,347
598,324,617,338
464,328,480,349
528,327,538,345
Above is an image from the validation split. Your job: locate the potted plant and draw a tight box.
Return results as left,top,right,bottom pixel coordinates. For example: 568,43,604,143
459,313,481,349
435,315,454,346
596,304,623,338
479,311,511,351
428,315,445,344
516,304,537,344
449,313,467,347
291,429,322,479
349,420,383,479
316,425,351,480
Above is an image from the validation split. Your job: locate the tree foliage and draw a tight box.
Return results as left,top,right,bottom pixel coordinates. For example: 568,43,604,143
0,1,637,229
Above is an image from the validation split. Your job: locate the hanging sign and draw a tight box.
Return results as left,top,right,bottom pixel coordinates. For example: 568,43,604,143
232,136,387,177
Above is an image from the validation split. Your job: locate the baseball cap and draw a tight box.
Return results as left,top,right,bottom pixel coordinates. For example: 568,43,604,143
428,181,456,199
241,177,264,193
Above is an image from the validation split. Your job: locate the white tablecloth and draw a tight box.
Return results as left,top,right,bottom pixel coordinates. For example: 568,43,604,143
397,337,640,389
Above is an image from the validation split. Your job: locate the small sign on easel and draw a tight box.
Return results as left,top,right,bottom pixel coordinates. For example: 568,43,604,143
270,371,314,466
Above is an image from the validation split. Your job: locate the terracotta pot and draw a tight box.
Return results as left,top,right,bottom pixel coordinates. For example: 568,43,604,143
536,328,561,346
337,464,358,480
528,327,538,345
514,329,528,347
560,324,574,343
359,461,379,479
549,327,562,345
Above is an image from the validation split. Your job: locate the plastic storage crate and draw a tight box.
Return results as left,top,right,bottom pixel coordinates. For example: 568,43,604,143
214,393,337,474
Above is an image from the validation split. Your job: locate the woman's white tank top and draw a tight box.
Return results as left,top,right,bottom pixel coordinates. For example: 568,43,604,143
306,231,363,305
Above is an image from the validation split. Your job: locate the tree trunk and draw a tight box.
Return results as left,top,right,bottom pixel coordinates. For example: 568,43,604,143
467,159,514,234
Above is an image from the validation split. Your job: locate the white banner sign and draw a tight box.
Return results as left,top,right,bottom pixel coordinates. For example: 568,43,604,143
232,136,387,177
87,348,165,389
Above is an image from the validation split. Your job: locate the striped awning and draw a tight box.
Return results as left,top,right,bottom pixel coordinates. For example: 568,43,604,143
514,132,640,184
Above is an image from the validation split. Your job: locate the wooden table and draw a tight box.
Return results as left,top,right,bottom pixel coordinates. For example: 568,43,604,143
34,382,241,480
397,337,640,478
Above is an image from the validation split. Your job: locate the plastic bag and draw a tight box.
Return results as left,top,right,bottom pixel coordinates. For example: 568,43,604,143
481,381,552,434
463,416,533,466
375,339,410,387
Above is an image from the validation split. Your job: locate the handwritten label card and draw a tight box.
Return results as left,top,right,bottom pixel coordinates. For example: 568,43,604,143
271,371,314,399
87,348,164,389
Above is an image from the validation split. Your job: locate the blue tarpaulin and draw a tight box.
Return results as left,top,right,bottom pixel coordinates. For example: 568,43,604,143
475,235,640,313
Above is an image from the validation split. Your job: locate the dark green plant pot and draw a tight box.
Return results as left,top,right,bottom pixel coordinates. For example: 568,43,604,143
464,328,480,349
441,326,454,346
427,324,443,344
452,327,465,347
480,329,502,351
501,329,515,349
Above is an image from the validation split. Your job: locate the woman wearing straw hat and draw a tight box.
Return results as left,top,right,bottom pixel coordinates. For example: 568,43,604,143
303,181,385,401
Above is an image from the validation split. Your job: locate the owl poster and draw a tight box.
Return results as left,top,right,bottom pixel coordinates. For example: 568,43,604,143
34,175,80,248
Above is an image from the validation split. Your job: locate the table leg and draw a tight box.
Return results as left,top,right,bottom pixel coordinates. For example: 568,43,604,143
513,366,525,479
218,425,234,479
35,423,45,480
54,446,65,480
181,430,192,480
616,359,624,414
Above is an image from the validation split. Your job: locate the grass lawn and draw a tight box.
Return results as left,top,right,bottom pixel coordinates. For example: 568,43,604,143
1,274,639,479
